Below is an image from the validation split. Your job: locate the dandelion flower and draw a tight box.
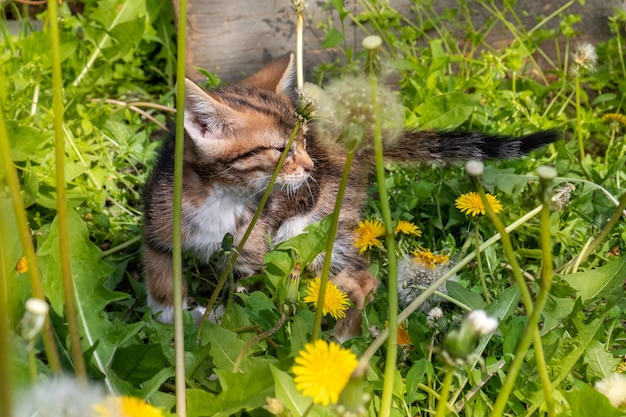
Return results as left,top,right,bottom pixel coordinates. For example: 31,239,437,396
395,220,422,237
354,219,385,254
411,247,449,269
292,340,358,406
602,113,626,127
93,396,165,417
303,277,351,319
455,192,503,217
595,373,626,408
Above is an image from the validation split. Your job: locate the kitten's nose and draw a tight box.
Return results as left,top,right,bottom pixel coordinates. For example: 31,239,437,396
302,155,314,173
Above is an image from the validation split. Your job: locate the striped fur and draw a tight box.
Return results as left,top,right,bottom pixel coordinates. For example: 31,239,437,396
143,54,559,341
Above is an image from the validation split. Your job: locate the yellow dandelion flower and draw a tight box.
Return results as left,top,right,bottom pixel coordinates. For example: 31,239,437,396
455,192,503,217
16,256,28,274
93,396,165,417
395,220,422,237
602,113,626,127
292,339,358,406
354,219,385,254
411,247,449,269
303,277,351,319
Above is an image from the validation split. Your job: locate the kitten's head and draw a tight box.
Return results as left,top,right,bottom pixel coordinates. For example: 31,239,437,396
183,54,313,194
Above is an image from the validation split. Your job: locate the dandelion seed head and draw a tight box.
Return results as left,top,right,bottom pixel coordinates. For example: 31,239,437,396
398,253,451,311
571,42,598,74
427,306,444,327
314,75,403,150
465,160,485,177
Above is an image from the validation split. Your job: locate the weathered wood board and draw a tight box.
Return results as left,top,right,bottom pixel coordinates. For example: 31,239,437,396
177,0,623,83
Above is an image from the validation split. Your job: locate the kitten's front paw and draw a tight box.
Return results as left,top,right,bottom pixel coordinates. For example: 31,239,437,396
190,305,225,326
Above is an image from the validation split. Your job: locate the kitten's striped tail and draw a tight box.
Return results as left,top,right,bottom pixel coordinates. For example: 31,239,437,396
384,129,560,164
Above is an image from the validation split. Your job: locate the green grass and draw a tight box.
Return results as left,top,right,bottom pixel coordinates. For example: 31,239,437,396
1,0,626,416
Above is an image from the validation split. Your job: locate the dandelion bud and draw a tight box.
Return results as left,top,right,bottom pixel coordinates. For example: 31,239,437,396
465,160,485,177
536,166,557,180
362,35,382,50
20,298,49,342
595,373,626,408
467,309,498,336
263,397,287,416
284,263,302,312
441,310,498,366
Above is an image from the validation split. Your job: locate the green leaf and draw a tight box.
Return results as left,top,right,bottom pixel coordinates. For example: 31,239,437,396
563,383,626,417
6,121,53,162
272,365,312,416
37,209,128,391
322,28,345,49
583,340,622,380
415,92,478,129
111,343,168,384
560,256,626,302
482,166,533,195
446,281,487,310
485,286,520,321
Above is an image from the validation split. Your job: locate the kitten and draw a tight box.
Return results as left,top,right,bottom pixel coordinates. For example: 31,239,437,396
143,54,558,341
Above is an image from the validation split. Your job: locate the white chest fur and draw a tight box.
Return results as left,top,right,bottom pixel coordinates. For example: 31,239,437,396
183,186,247,261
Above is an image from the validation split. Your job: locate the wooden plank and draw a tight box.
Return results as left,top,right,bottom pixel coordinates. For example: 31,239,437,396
179,0,622,83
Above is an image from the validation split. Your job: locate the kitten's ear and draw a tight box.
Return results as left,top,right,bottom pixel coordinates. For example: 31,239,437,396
240,53,297,101
183,78,237,141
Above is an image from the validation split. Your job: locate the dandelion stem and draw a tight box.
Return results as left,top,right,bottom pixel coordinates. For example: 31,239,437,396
369,49,399,417
575,75,586,164
435,366,454,417
474,181,555,416
311,138,357,341
233,312,287,373
293,0,305,90
48,0,88,382
474,221,491,303
489,170,556,417
174,0,189,414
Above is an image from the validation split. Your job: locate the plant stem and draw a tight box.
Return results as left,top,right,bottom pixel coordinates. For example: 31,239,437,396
0,200,13,417
474,221,491,303
293,0,305,90
369,54,399,417
474,183,554,415
575,74,585,163
174,0,188,414
435,367,454,417
48,0,87,382
311,139,356,341
489,172,556,417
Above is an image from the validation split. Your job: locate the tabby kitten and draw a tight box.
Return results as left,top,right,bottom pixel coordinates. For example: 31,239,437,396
143,54,558,341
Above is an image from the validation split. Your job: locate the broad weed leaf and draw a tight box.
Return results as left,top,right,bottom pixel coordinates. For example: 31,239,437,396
37,208,128,388
560,256,626,302
414,92,478,129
